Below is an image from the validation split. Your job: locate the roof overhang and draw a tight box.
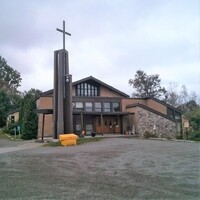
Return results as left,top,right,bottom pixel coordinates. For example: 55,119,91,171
36,109,53,114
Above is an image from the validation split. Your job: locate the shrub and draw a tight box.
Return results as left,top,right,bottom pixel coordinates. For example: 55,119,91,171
176,135,182,140
143,131,157,138
0,126,9,134
7,122,20,135
9,129,15,135
188,131,200,141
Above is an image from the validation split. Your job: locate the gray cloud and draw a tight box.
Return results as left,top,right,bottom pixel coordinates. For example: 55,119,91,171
0,0,199,97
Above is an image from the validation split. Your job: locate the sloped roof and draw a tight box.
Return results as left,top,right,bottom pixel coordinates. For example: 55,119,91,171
40,89,53,97
73,76,129,97
7,108,20,116
40,76,129,98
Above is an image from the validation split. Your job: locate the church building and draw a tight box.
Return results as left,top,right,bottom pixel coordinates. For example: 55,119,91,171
36,76,183,139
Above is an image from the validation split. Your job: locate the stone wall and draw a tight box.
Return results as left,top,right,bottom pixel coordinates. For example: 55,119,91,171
136,107,177,139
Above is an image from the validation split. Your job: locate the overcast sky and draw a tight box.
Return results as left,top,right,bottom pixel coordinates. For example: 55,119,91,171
0,0,199,97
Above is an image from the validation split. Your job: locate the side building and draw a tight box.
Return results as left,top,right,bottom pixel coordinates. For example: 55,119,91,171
6,108,20,126
36,76,183,139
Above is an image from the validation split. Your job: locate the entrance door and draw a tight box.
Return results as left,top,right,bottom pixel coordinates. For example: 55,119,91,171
95,116,121,134
84,115,94,135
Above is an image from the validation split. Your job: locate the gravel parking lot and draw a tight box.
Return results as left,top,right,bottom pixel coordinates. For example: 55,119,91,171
0,137,199,200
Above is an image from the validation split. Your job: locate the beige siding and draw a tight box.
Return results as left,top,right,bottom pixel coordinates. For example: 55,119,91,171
146,99,167,115
38,114,53,138
37,97,53,109
6,112,20,126
100,86,125,97
37,96,53,138
121,99,146,112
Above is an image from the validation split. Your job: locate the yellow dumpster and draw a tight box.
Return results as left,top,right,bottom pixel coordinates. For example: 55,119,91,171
59,134,78,146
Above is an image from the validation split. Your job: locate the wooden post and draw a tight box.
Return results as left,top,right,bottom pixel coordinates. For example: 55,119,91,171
101,114,103,135
42,114,45,141
81,113,84,130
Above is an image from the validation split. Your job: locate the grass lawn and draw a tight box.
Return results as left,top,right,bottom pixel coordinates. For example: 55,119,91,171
77,137,104,144
0,132,21,140
0,132,9,139
44,137,104,147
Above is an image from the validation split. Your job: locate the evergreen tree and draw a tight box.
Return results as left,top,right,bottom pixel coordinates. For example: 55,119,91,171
0,90,11,127
21,89,42,140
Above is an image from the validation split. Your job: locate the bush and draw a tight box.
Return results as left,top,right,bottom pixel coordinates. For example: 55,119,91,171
143,131,157,139
0,126,9,134
188,131,200,141
7,122,20,135
176,135,182,140
9,129,15,135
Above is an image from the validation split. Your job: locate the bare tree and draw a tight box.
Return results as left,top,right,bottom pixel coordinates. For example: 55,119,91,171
164,82,198,111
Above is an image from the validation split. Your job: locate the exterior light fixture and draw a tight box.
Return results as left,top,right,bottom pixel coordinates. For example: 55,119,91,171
65,75,70,83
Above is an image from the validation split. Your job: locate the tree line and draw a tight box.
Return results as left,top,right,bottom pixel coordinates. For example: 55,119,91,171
0,56,42,139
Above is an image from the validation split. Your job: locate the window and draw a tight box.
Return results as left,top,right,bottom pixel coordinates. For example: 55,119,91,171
95,102,102,112
76,82,99,97
167,108,181,120
11,116,15,123
167,108,174,118
77,84,80,96
75,102,84,111
84,83,88,96
113,102,120,112
174,111,181,120
104,102,111,112
85,102,93,112
81,83,84,96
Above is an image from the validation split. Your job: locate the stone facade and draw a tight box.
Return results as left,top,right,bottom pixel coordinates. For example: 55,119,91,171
136,107,177,139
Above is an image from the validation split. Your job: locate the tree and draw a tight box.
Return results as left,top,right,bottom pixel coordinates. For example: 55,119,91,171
185,107,200,140
0,56,23,127
188,108,200,131
20,89,42,140
183,100,199,112
129,70,166,98
164,82,181,107
164,82,198,111
0,90,11,127
0,56,22,94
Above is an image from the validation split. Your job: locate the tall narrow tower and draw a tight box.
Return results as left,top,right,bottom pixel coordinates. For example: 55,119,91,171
53,20,73,139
